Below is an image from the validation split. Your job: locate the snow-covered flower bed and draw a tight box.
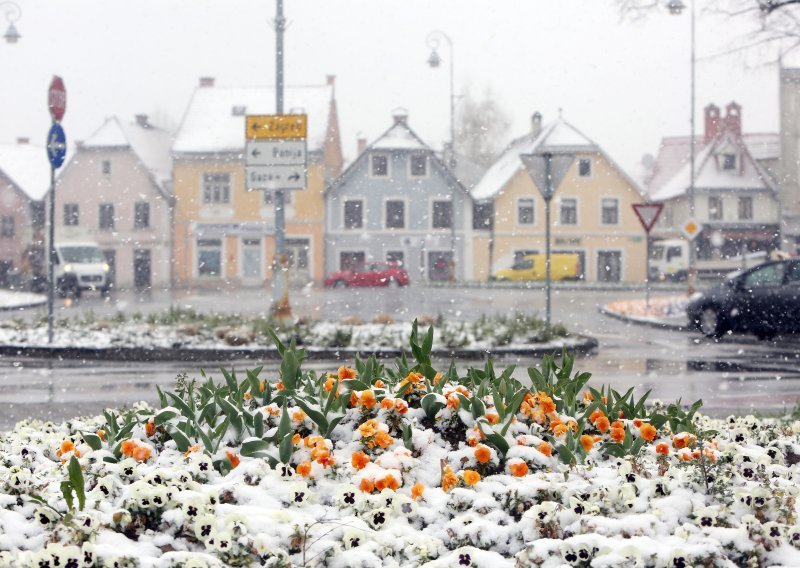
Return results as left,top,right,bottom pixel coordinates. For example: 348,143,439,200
604,296,690,327
0,310,573,351
1,324,798,567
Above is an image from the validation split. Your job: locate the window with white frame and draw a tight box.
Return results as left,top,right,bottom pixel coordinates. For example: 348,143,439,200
722,153,737,171
560,197,577,225
738,196,753,220
578,158,592,177
64,203,79,226
371,154,388,177
386,250,404,266
410,154,427,177
432,200,453,229
134,201,150,229
517,198,534,225
344,200,363,229
202,173,231,204
0,216,14,238
102,160,111,175
99,203,115,231
386,200,405,229
708,196,723,221
601,197,619,225
197,238,222,277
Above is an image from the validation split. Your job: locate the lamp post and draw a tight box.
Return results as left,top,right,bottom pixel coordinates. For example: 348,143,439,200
2,1,21,44
668,0,698,292
426,30,457,282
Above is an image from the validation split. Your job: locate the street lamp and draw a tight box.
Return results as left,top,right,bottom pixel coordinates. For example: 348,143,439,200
426,30,457,281
668,0,698,292
2,1,21,44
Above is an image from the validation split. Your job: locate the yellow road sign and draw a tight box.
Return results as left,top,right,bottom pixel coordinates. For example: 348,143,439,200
246,114,307,140
681,217,703,241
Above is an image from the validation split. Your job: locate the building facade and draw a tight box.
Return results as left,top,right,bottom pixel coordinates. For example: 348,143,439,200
324,112,471,282
780,67,800,255
0,139,48,289
471,114,648,283
647,102,780,258
171,76,343,289
54,115,173,290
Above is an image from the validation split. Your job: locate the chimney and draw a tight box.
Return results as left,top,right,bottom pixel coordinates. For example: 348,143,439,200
357,137,367,155
392,108,408,125
704,103,721,143
199,76,215,88
326,75,336,86
724,101,742,137
135,114,150,128
531,112,543,138
16,137,29,145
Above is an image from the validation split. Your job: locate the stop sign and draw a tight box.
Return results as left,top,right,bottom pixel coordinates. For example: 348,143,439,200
48,76,66,122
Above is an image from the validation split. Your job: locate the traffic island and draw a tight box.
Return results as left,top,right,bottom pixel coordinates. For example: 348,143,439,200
0,289,47,311
600,295,691,331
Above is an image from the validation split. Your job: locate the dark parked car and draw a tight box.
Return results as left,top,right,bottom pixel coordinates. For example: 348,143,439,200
687,259,800,339
324,262,410,288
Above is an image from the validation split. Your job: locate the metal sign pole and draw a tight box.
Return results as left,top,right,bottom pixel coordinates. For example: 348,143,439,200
645,234,651,311
47,163,55,343
544,153,552,332
270,0,291,319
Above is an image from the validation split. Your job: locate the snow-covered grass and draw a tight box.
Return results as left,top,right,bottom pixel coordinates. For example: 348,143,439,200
0,324,798,567
0,309,572,351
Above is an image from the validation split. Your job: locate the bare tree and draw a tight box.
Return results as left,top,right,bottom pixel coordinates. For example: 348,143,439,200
455,85,511,168
617,0,800,63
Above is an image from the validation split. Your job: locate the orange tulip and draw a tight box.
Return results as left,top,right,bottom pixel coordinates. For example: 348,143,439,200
580,434,594,452
360,390,377,410
380,398,395,410
133,445,152,463
463,469,481,486
351,450,371,470
509,460,529,477
395,399,409,415
359,478,374,493
145,419,156,438
656,443,670,456
120,439,137,457
639,423,657,442
539,397,556,415
224,450,239,469
610,427,625,443
538,441,553,457
595,415,611,433
374,379,386,388
338,366,357,380
411,482,425,500
358,419,378,439
296,462,312,477
485,412,500,425
553,423,568,437
373,431,393,449
474,445,491,464
441,465,457,493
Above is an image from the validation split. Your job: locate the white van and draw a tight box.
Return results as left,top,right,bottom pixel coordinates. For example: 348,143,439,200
54,242,111,298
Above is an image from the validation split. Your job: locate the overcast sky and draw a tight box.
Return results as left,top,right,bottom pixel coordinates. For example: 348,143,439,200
0,1,789,174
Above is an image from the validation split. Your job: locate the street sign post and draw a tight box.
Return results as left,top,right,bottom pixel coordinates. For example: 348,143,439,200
245,112,307,319
48,76,66,122
632,203,664,310
681,217,703,241
46,76,67,345
521,150,575,332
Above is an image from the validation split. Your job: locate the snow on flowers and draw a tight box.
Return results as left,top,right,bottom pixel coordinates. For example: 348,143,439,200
0,322,798,567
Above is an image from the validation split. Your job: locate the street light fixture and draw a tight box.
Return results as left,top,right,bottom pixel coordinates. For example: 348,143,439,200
669,0,698,292
426,30,457,282
2,1,21,44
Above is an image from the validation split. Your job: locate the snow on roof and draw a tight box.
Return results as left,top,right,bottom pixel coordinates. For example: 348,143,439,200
83,117,173,190
649,132,777,202
172,84,333,154
370,120,427,150
0,142,51,201
470,118,598,201
646,133,778,198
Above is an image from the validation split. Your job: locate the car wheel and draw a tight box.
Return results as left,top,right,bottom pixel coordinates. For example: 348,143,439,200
698,307,724,338
333,279,347,289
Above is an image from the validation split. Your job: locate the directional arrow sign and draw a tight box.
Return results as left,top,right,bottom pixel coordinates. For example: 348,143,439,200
632,203,664,234
520,152,575,201
246,140,306,167
246,165,307,190
246,114,307,140
46,123,67,169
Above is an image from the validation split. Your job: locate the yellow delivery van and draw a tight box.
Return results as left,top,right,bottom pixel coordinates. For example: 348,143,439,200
493,253,580,282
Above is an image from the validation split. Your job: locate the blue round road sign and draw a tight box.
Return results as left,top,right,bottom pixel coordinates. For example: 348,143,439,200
46,123,67,169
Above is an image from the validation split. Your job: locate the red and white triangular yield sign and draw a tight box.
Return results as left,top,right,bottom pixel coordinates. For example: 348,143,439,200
631,203,664,234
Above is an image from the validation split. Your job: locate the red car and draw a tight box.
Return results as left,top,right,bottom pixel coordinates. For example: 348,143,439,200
325,262,410,288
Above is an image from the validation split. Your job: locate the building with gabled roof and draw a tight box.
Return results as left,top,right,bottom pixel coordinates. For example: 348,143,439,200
172,76,343,289
324,111,471,282
0,138,49,289
54,114,174,291
470,112,648,282
646,102,781,259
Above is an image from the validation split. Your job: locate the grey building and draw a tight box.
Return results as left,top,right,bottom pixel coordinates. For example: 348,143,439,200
324,112,471,282
780,67,800,254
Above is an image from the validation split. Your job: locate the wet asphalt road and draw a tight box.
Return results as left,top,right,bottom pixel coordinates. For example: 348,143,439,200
1,284,799,429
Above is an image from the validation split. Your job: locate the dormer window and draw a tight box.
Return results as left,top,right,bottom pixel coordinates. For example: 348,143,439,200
722,153,737,171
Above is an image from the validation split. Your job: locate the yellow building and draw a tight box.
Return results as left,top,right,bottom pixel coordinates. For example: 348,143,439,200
172,76,343,289
470,114,647,282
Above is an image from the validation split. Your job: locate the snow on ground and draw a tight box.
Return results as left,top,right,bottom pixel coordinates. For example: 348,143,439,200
0,290,46,311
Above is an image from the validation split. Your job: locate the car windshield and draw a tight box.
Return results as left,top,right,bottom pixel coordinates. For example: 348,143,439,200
59,246,105,264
